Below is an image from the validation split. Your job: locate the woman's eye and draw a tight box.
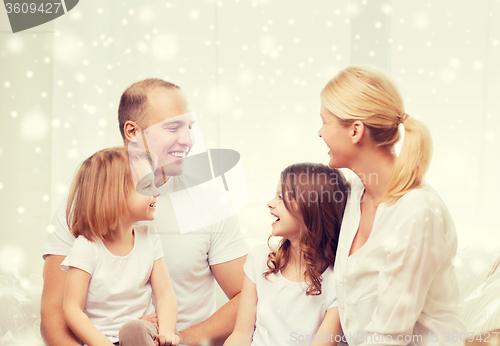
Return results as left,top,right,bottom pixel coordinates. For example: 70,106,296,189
278,195,283,200
143,183,151,190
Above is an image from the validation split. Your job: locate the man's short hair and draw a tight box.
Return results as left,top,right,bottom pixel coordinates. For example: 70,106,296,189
118,78,180,142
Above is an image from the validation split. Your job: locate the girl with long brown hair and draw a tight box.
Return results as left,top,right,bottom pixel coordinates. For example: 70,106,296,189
224,163,349,346
319,66,466,345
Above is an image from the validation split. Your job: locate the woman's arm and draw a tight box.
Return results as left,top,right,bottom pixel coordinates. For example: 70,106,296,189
311,308,342,346
150,258,180,346
222,274,257,346
63,267,114,346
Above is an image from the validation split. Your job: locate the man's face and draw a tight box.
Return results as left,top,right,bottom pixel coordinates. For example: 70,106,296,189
140,88,196,178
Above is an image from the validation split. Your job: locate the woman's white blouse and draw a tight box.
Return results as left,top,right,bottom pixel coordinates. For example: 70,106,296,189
334,172,466,346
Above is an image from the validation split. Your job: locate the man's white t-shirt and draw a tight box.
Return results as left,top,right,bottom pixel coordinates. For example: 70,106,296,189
45,174,249,330
60,225,162,343
244,244,338,346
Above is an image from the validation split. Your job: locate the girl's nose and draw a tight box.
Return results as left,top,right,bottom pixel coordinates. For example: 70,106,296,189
151,185,161,197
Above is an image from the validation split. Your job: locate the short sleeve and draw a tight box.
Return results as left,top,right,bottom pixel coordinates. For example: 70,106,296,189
148,226,164,261
207,210,249,266
327,298,338,310
243,249,256,283
60,236,97,275
43,198,76,259
323,268,338,310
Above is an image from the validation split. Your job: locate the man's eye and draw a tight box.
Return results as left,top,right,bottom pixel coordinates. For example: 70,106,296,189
188,125,193,130
168,127,179,131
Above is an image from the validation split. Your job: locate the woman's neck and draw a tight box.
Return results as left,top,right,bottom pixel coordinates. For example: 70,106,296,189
350,146,396,205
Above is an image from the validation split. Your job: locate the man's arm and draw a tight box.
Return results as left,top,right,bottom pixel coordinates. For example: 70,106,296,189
178,255,247,346
41,255,82,346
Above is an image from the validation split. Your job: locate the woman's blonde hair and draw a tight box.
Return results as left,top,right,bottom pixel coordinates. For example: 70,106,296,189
66,147,155,241
320,66,433,204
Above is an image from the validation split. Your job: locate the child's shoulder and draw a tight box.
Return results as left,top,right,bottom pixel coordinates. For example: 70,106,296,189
248,242,272,260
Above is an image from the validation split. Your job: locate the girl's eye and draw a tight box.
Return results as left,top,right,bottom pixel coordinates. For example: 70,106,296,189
143,183,151,190
278,195,283,200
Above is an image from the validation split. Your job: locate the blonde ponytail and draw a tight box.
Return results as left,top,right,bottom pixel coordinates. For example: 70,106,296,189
380,116,433,204
320,66,433,204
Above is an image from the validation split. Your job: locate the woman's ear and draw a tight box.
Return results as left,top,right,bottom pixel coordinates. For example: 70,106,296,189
351,120,365,145
124,121,140,143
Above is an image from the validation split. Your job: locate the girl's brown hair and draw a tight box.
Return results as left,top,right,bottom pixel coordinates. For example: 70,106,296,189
66,147,155,242
264,163,349,296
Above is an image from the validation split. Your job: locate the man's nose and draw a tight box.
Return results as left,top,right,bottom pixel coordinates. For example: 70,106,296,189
177,126,194,148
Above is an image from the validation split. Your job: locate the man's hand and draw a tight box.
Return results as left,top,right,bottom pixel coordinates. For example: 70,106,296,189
41,255,82,346
140,312,159,326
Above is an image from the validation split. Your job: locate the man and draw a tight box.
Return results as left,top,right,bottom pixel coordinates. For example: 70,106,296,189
41,79,248,346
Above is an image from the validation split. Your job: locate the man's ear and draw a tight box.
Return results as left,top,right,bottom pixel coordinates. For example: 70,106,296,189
351,120,365,145
124,121,140,143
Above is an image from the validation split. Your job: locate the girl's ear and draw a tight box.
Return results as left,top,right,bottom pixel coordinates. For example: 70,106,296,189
350,120,365,145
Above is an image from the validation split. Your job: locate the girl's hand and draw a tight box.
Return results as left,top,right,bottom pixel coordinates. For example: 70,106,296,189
140,312,159,326
155,332,180,346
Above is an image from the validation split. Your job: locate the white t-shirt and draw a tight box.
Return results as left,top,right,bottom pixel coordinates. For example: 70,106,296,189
60,225,163,343
244,244,338,346
45,174,249,330
334,171,467,346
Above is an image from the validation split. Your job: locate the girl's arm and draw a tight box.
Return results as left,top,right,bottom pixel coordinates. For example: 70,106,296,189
150,258,179,346
311,307,342,346
63,267,114,346
223,274,257,346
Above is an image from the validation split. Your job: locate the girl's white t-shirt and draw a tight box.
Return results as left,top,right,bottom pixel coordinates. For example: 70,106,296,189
61,225,164,343
244,243,338,346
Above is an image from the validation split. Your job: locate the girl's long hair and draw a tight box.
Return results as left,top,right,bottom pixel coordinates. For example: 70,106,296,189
321,66,433,204
264,163,349,295
66,147,154,242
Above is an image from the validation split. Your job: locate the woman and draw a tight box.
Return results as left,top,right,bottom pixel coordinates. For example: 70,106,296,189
318,66,466,345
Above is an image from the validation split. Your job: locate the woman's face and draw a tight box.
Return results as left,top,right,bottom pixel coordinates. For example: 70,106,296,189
318,104,353,169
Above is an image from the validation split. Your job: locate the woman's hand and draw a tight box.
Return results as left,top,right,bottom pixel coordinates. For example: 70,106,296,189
155,332,180,346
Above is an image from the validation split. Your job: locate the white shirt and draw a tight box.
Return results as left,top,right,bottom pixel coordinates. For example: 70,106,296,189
45,174,249,330
244,244,338,346
334,171,466,346
60,225,163,343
